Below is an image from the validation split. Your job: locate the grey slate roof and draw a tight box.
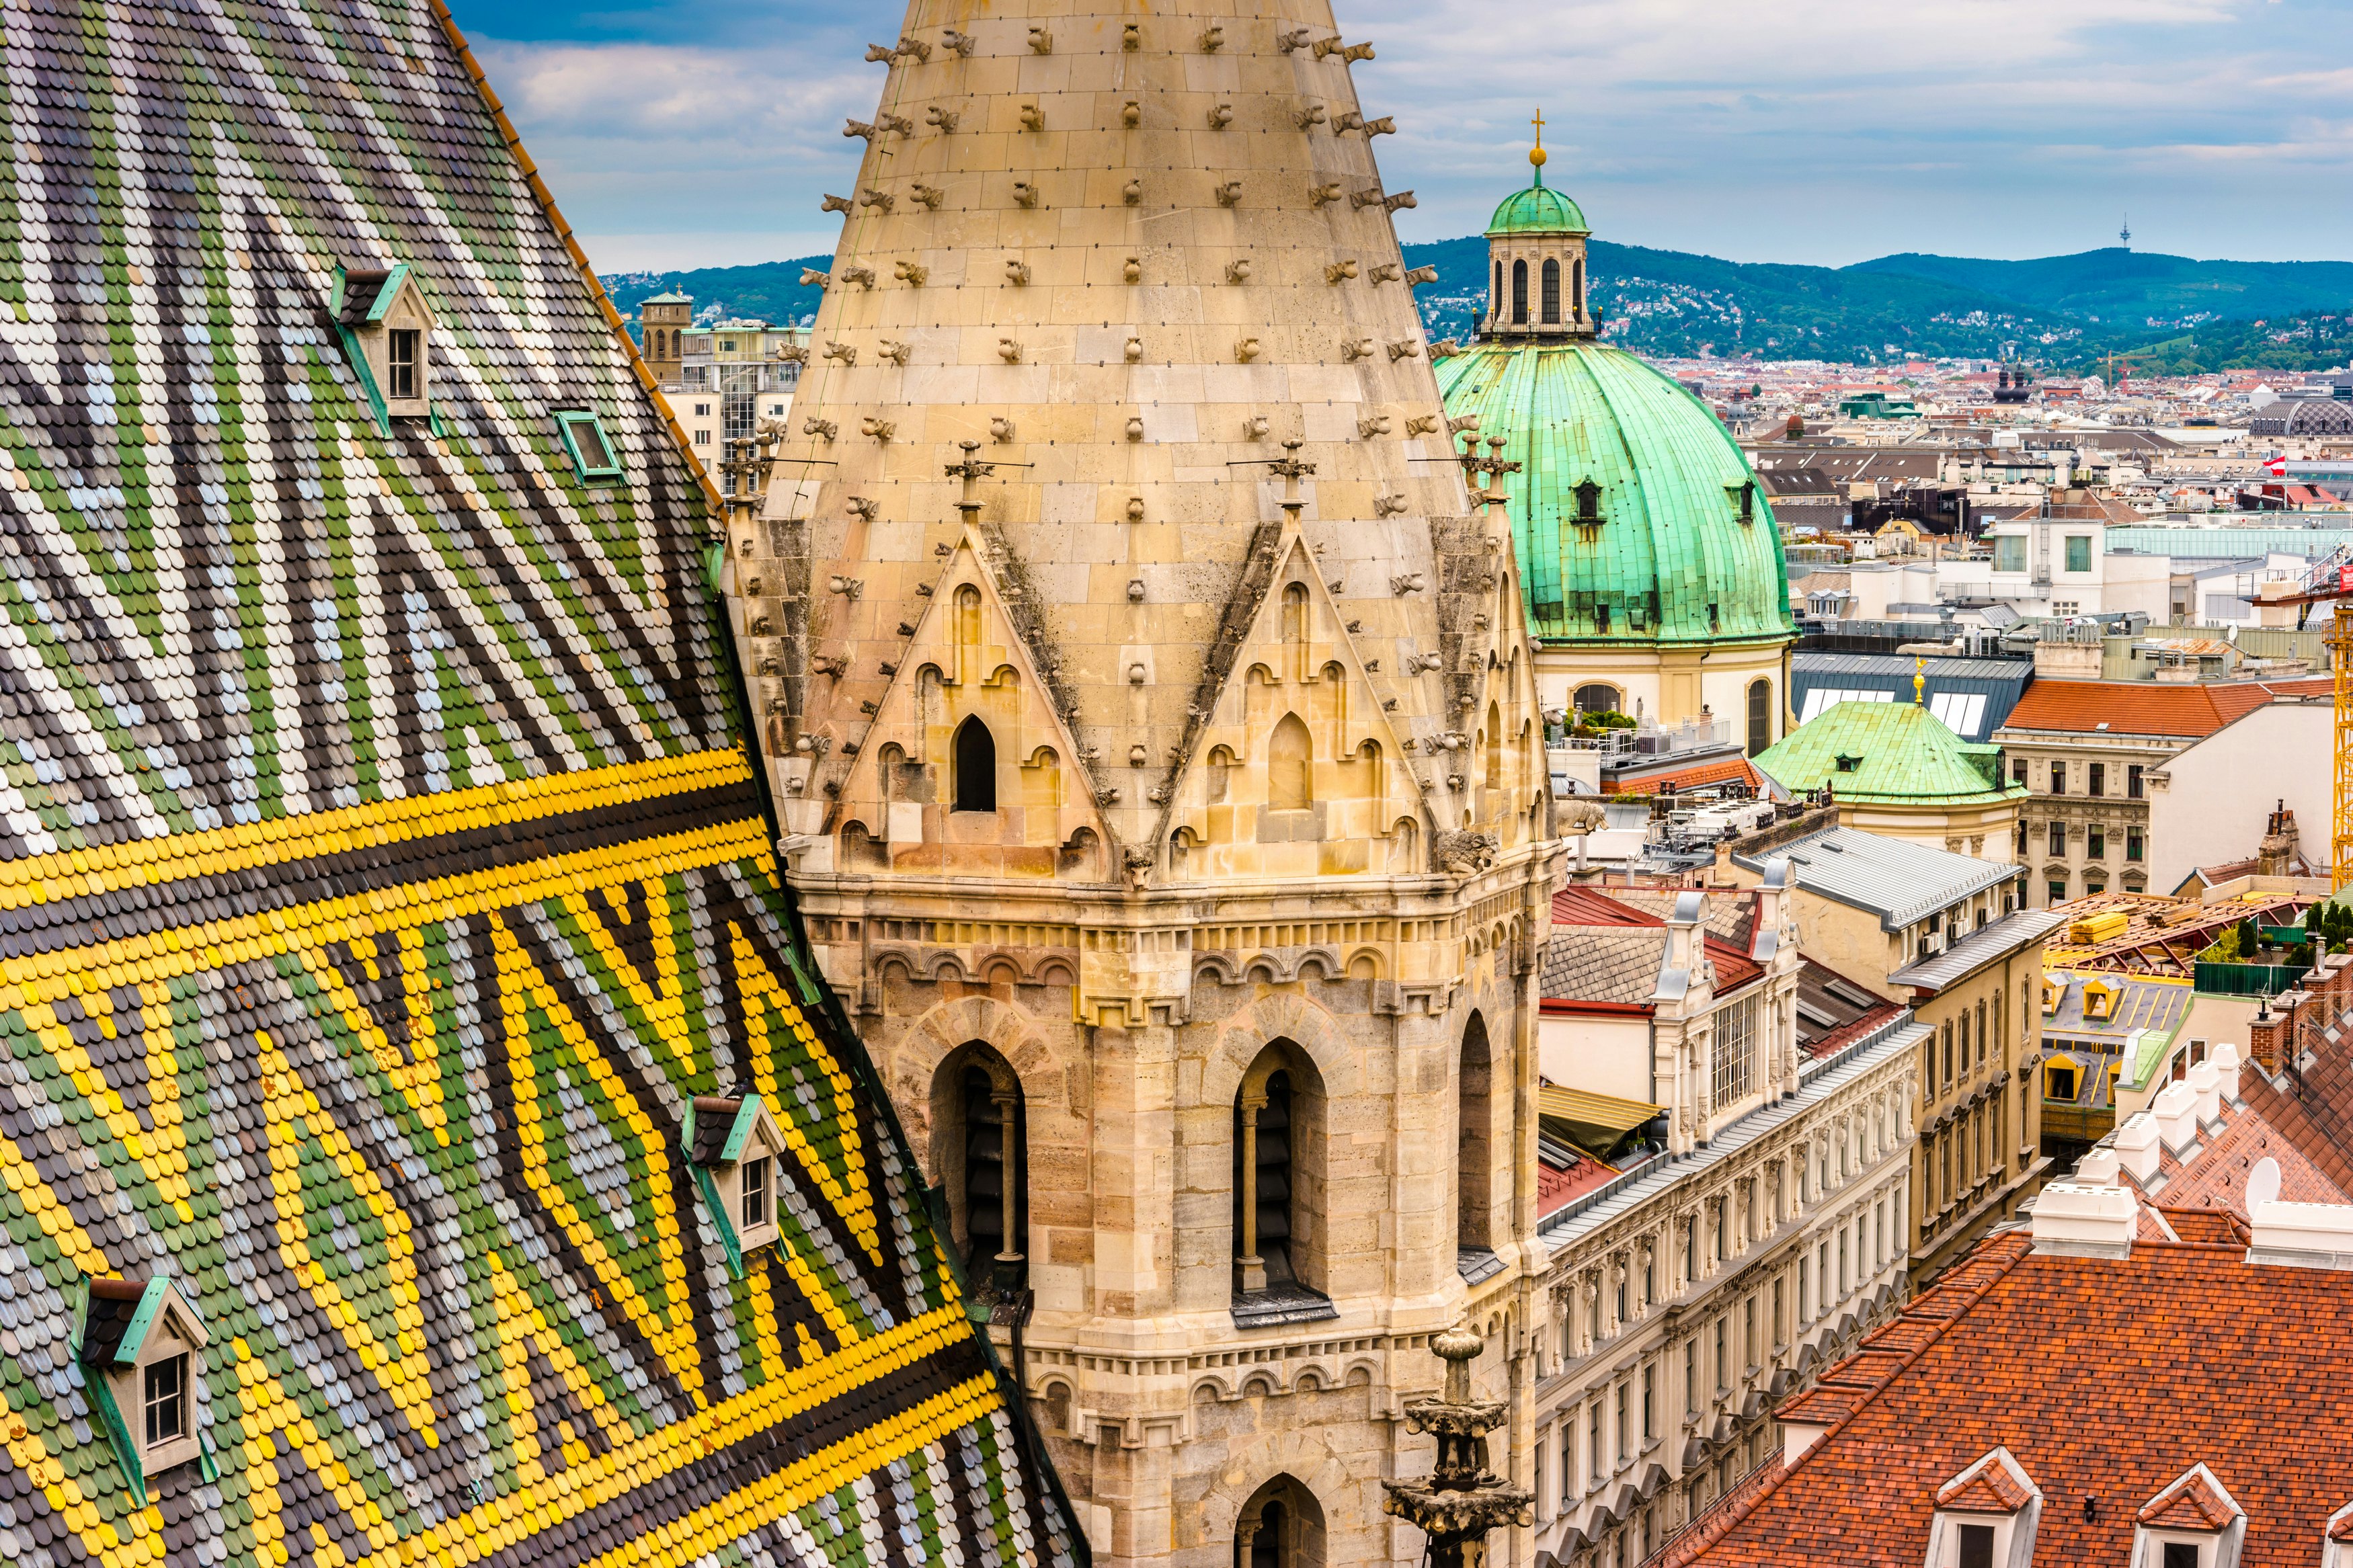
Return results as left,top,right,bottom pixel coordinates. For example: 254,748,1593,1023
1886,907,2069,992
1737,827,2024,930
1541,930,1671,1007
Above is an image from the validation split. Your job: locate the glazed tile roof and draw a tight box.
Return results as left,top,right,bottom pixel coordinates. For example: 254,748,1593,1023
1663,1227,2353,1567
0,1,1078,1565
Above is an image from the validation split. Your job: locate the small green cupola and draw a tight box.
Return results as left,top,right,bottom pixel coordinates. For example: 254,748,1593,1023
1481,115,1595,340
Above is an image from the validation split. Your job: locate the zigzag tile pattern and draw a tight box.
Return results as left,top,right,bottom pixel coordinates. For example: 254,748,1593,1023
0,0,1081,1564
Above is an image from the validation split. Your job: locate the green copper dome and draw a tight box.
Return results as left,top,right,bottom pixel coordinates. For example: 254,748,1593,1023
1750,700,2024,806
1486,179,1589,237
1436,339,1794,645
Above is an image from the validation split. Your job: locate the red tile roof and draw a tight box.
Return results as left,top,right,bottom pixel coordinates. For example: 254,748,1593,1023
1538,1152,1623,1213
1663,1227,2353,1568
1600,757,1766,796
1997,679,2290,739
2139,1469,2239,1530
1548,885,1762,989
1936,1460,2035,1514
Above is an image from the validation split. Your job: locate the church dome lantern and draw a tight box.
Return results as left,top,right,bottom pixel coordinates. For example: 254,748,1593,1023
1481,116,1593,339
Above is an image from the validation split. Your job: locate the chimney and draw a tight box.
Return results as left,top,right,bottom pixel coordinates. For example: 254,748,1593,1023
2114,1114,2162,1187
2213,1041,2243,1103
2151,1081,2200,1157
2188,1059,2223,1126
2247,1200,2353,1270
1664,891,1704,978
2075,1148,2120,1188
2030,1180,2138,1258
1752,860,1793,960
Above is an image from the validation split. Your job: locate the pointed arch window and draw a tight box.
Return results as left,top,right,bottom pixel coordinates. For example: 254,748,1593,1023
1232,1042,1332,1321
1269,713,1312,811
1541,258,1561,324
1458,1015,1494,1251
953,716,997,812
1511,259,1530,325
1484,700,1505,790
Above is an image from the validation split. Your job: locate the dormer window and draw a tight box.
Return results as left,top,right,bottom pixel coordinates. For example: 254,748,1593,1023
78,1276,210,1502
1925,1447,2042,1568
2129,1464,2244,1568
1575,479,1602,523
331,261,436,429
686,1093,789,1275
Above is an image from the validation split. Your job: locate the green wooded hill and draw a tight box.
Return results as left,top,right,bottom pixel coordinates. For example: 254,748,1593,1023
600,241,2353,370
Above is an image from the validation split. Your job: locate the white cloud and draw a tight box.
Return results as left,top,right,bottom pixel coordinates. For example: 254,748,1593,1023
468,0,2353,272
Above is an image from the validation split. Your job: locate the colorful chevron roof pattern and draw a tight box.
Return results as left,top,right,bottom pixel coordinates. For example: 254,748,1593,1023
0,1,1082,1565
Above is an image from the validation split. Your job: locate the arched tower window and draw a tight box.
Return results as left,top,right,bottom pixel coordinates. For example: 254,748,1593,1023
954,584,982,684
1574,682,1624,718
1235,1475,1328,1568
1269,713,1312,811
1233,1042,1325,1300
1492,261,1503,323
931,1045,1027,1284
1458,1014,1493,1251
1511,259,1529,325
1484,700,1505,790
953,716,996,812
1541,258,1561,325
1573,257,1585,321
1747,679,1772,757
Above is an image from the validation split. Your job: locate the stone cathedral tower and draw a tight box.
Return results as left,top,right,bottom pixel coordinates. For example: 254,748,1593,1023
730,7,1565,1566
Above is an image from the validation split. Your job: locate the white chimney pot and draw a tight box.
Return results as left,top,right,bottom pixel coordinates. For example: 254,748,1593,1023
2114,1114,2162,1186
2212,1042,2243,1102
2248,1200,2353,1270
2076,1149,2120,1187
2188,1059,2223,1125
2030,1180,2138,1257
2152,1081,2200,1156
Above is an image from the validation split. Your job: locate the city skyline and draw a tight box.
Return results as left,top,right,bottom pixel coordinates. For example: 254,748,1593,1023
458,0,2353,275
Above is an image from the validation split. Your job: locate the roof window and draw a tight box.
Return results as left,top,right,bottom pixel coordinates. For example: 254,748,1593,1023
1924,1447,2042,1568
685,1092,789,1276
331,261,436,431
555,409,625,483
2128,1465,2244,1568
77,1276,214,1501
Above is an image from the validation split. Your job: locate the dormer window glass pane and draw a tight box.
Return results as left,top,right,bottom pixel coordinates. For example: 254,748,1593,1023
1958,1524,1994,1568
388,329,419,400
2161,1546,2199,1568
740,1156,770,1231
143,1352,187,1447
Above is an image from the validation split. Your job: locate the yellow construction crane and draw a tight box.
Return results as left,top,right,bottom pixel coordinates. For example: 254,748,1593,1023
2278,549,2353,889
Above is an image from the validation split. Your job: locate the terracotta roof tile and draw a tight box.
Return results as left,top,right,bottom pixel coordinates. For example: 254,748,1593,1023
1998,679,2293,739
1663,1227,2353,1568
1937,1462,2034,1514
2139,1469,2240,1531
1601,757,1767,796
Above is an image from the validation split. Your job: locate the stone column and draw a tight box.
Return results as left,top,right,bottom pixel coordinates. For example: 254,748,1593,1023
1236,1089,1267,1294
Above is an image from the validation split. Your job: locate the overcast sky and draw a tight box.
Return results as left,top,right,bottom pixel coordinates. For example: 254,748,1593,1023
455,0,2353,276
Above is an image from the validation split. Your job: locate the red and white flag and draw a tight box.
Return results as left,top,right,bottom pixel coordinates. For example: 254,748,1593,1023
2266,456,2288,477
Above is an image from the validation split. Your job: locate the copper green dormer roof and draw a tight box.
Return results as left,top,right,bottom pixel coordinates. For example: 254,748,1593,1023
1487,178,1590,236
1437,339,1795,645
1752,700,2028,805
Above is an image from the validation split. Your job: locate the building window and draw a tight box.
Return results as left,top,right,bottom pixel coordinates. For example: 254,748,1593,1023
2126,826,2145,861
953,716,998,812
1712,994,1759,1108
693,431,711,446
2046,1063,2079,1101
2088,825,2106,859
2048,821,2066,857
1458,1016,1494,1251
2087,761,2105,796
1511,259,1529,325
2015,817,2027,856
2049,762,2067,795
1642,1364,1654,1438
2128,764,2145,798
1573,682,1623,718
1233,1045,1326,1303
1616,1382,1630,1460
1746,679,1771,757
143,1353,188,1448
1959,1523,1996,1568
1573,257,1585,319
2065,535,2092,572
1942,1020,1954,1084
387,329,419,401
1492,261,1502,319
2048,878,2067,906
1683,1341,1697,1414
738,1155,770,1233
1590,1403,1603,1485
1542,258,1562,324
2010,756,2026,786
694,403,711,416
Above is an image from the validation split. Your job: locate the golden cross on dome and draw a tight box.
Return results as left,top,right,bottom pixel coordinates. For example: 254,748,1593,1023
1531,109,1546,145
1528,109,1548,178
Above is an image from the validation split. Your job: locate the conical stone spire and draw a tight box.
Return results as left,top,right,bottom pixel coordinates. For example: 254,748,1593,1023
747,3,1531,879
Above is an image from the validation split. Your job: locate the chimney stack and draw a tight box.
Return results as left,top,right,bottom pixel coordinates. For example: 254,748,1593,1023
2031,1180,2138,1259
2213,1041,2243,1104
2247,1200,2353,1270
2188,1059,2223,1127
2151,1081,2200,1157
2114,1113,2161,1187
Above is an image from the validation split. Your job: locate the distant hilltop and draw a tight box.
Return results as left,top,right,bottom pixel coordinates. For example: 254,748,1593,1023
601,244,2353,372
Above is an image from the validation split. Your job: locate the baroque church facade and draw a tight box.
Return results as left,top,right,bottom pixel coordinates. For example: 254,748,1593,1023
734,5,1565,1565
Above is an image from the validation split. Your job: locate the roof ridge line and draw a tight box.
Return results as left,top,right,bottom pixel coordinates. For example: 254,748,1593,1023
427,0,723,522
